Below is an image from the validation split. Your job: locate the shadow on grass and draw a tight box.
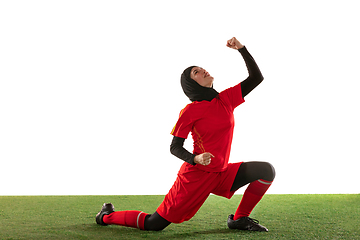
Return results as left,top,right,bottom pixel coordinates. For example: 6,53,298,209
151,228,244,240
68,223,256,239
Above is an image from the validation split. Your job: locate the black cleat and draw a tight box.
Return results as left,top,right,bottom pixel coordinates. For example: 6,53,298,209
96,203,115,226
227,214,268,232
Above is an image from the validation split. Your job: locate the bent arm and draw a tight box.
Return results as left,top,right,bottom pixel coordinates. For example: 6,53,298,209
170,136,196,165
239,46,264,98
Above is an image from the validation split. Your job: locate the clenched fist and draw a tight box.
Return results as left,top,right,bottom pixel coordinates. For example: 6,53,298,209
226,37,244,50
194,152,215,166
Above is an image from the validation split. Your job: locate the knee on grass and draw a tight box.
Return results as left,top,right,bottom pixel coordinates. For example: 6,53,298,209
144,213,171,231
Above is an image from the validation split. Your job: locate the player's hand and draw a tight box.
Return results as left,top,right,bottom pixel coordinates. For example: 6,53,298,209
226,37,244,50
194,152,215,166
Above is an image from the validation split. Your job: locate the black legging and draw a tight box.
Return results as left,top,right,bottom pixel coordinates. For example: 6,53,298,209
144,212,171,231
231,161,276,192
144,161,275,231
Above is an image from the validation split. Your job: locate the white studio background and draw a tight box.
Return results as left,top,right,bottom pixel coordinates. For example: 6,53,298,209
1,1,359,195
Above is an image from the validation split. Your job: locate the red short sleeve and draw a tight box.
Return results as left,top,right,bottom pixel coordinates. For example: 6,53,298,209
219,82,245,110
170,105,193,139
171,102,208,139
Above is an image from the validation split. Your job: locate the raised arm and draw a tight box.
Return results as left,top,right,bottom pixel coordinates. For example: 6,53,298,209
227,37,264,98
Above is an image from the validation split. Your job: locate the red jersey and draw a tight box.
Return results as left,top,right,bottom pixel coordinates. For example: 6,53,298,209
171,82,245,172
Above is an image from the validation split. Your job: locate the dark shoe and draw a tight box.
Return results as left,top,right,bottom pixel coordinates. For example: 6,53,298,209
96,203,115,226
227,214,268,232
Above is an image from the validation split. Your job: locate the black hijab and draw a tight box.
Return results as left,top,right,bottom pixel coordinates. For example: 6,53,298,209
180,66,219,102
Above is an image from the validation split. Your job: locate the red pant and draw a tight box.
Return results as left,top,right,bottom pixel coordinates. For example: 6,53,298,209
157,162,242,223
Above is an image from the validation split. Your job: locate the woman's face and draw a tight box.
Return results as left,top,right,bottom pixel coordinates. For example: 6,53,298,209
190,67,214,88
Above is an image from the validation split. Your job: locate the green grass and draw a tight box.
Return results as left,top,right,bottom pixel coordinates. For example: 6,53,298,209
0,194,359,239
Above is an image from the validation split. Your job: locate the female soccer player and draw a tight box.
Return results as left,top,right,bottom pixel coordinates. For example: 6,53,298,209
96,37,275,232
